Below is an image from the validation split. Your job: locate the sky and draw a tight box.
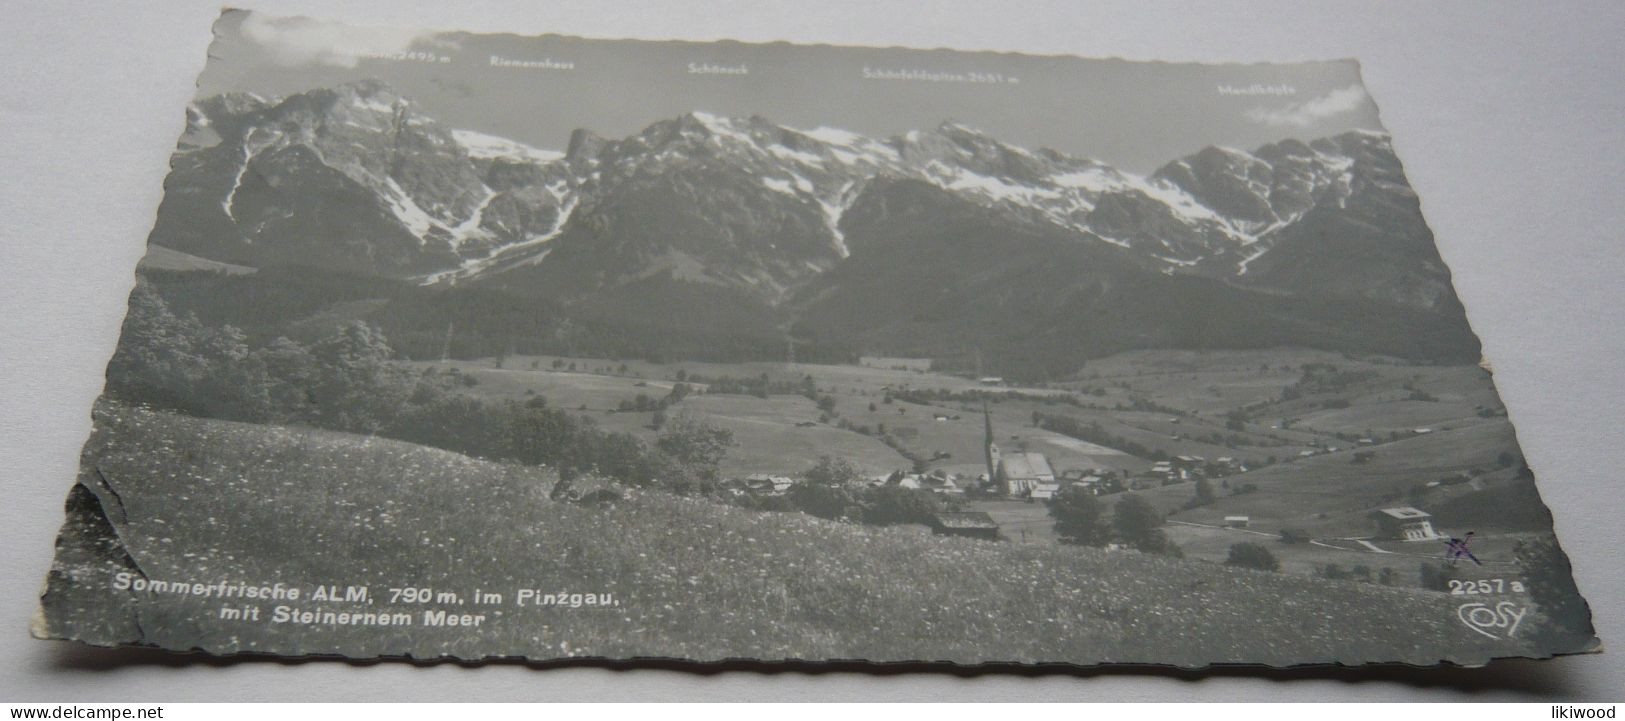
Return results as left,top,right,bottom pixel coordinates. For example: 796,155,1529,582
197,10,1386,174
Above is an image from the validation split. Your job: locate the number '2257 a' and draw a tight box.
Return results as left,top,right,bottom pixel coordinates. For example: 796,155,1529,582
1448,578,1525,595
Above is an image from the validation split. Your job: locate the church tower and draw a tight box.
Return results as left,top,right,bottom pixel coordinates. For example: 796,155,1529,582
983,400,1001,490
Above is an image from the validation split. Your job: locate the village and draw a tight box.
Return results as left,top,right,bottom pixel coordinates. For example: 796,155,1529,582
412,347,1534,586
714,403,1456,555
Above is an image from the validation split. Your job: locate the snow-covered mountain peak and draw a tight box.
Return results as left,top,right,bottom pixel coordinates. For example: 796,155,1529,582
162,81,1411,302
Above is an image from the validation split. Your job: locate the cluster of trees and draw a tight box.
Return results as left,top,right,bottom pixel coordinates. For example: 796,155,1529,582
1183,478,1216,509
682,372,818,400
1047,489,1180,556
1225,543,1279,572
109,283,410,430
540,358,634,376
889,387,1101,410
1279,364,1379,402
1042,408,1278,469
1426,472,1550,533
833,417,879,437
1113,396,1189,417
616,383,693,415
740,457,953,527
1033,412,1171,463
139,266,830,366
108,282,734,491
874,432,931,474
1224,409,1250,432
138,264,864,368
1188,430,1254,449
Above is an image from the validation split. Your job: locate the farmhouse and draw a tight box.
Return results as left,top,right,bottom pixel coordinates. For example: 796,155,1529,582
917,474,961,495
1072,474,1113,494
930,511,1000,540
1371,507,1440,542
1173,455,1205,469
743,474,795,495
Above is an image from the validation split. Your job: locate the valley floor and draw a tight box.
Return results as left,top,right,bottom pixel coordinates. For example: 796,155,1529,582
413,348,1542,568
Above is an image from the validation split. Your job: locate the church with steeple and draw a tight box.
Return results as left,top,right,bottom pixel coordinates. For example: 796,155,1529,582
982,401,1056,497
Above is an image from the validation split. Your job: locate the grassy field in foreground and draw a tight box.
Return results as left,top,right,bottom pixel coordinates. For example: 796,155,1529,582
41,403,1543,666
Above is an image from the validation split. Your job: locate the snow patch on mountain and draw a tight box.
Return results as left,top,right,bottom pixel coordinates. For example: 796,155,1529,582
419,196,579,285
803,127,862,146
222,142,255,222
382,177,445,241
452,129,564,164
1236,244,1272,275
818,181,860,258
1132,180,1232,228
449,186,497,246
222,131,285,223
358,95,403,114
932,162,1062,205
768,144,826,166
689,111,757,147
762,177,797,195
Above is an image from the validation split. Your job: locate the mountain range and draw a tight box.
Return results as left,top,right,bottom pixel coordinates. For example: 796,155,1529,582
146,79,1478,376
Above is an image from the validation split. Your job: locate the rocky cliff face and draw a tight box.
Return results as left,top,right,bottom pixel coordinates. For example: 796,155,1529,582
150,80,1476,367
162,80,1448,308
157,80,573,277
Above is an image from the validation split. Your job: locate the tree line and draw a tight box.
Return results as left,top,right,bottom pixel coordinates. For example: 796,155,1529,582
738,457,955,528
107,281,733,491
1048,488,1181,557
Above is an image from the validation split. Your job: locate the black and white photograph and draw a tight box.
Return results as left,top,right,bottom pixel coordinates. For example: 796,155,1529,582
26,7,1602,670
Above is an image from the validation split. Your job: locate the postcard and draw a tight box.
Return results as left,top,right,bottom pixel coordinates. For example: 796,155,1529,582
34,9,1599,667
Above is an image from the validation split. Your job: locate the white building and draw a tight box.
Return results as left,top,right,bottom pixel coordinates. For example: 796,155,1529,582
1372,507,1440,542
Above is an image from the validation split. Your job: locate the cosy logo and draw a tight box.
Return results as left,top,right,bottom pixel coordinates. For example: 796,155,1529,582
1456,600,1527,639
